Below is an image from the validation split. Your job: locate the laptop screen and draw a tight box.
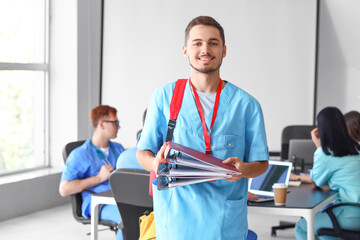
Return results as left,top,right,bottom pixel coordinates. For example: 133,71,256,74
248,160,292,196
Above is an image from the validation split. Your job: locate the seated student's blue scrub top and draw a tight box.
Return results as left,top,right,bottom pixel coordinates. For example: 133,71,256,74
137,81,269,240
60,139,125,218
310,147,360,229
116,147,144,170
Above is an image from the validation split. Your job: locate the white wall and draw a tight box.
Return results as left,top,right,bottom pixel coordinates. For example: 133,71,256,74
102,0,317,151
50,0,78,167
316,0,360,114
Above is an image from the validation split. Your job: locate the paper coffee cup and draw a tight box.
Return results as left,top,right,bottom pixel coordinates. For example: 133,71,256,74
272,183,287,206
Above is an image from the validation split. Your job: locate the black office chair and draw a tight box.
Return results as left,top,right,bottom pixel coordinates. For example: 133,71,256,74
62,140,118,235
272,125,315,236
109,168,153,240
317,203,360,240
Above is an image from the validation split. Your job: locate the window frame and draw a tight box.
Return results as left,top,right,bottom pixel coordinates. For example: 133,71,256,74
0,0,50,176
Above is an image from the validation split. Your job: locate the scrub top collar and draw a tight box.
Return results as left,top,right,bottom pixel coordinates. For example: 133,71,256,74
182,80,232,137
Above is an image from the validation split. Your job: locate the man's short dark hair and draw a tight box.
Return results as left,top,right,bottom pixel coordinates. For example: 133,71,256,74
185,16,225,46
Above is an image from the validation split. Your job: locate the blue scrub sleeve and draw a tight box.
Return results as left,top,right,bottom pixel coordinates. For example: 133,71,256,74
60,150,88,182
245,100,269,162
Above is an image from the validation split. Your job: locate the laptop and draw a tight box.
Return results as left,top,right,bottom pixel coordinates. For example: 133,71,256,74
248,160,292,202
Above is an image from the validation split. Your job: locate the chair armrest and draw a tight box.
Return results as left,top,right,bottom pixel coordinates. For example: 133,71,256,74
323,202,360,213
322,203,360,234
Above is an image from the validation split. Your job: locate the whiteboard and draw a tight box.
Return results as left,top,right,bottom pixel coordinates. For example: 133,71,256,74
102,0,317,151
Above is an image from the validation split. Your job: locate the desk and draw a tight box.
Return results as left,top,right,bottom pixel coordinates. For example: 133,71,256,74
248,184,337,240
91,191,116,240
91,185,337,240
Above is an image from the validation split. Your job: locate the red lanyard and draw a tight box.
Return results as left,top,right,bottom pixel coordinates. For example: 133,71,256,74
189,78,222,154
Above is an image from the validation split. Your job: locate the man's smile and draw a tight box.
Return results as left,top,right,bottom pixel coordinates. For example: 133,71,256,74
198,55,214,63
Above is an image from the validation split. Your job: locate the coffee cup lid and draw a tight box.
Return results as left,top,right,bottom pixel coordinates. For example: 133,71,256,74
272,183,287,188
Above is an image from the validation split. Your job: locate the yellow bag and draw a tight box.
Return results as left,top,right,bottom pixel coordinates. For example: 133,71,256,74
139,211,156,240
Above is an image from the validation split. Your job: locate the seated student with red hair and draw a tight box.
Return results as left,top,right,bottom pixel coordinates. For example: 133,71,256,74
59,105,125,240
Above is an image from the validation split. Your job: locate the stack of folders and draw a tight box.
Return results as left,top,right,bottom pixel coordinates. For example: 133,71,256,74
157,141,241,190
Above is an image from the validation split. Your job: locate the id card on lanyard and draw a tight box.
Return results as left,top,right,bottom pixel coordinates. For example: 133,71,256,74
149,78,223,196
189,78,223,155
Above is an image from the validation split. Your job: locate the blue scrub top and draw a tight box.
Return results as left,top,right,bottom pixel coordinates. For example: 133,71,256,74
116,147,144,170
138,80,269,240
60,139,125,218
299,147,360,233
311,147,360,203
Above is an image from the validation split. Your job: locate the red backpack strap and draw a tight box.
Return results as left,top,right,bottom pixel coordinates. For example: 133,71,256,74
166,79,187,142
149,79,187,196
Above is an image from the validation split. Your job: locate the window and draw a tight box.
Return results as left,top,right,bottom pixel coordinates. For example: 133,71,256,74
0,0,49,175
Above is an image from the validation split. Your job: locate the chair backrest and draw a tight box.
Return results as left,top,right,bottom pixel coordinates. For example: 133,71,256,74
62,140,89,224
280,125,315,160
288,139,317,173
62,140,86,162
109,168,153,240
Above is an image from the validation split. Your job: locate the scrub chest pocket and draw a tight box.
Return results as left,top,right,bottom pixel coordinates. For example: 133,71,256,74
213,134,244,161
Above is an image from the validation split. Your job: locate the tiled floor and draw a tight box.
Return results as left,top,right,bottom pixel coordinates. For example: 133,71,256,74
0,203,298,240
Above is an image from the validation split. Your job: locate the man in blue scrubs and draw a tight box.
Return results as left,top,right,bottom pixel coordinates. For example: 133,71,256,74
59,105,125,240
137,16,269,240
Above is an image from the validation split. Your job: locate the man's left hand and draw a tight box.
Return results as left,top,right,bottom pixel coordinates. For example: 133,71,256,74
223,157,245,182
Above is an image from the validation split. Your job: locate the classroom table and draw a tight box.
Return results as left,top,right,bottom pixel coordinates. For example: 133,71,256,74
247,183,337,240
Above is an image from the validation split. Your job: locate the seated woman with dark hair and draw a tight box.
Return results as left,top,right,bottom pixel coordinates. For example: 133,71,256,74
293,106,360,240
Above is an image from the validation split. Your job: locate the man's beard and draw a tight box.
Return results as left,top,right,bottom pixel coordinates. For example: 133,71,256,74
189,59,223,74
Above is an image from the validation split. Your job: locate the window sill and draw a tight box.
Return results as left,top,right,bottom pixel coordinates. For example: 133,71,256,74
0,167,62,185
